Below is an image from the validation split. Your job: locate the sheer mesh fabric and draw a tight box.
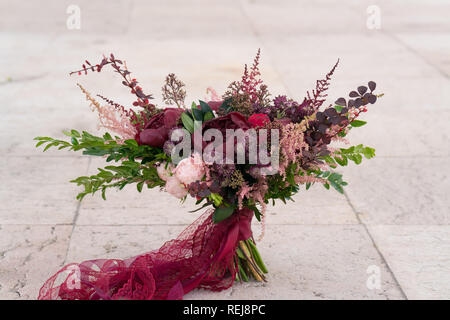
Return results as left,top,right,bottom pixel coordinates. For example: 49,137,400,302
38,208,253,300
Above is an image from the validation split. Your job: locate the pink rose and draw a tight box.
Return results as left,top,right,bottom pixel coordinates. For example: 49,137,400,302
174,153,205,185
165,176,187,199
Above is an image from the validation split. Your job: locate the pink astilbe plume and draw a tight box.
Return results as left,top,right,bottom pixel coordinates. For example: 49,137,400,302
77,84,137,140
294,172,326,185
241,49,263,103
237,180,268,241
205,87,221,101
279,122,310,175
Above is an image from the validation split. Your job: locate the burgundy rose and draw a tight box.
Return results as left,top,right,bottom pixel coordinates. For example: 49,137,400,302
138,108,183,148
202,111,250,132
201,112,250,163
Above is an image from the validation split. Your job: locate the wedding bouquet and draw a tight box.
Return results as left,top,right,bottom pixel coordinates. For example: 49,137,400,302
35,50,380,300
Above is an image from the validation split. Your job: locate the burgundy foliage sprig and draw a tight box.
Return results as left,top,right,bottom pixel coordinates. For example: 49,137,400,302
70,54,153,108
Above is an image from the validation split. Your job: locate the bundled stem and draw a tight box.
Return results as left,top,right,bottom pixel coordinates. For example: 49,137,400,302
235,239,268,283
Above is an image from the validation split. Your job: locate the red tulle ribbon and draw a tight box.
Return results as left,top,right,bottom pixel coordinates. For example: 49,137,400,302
38,208,253,300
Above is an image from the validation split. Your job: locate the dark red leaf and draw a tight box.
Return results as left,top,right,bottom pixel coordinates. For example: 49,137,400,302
357,86,367,95
335,98,347,106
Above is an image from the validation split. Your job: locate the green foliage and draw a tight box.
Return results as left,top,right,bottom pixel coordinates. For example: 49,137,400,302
70,162,164,200
34,130,168,200
181,112,194,133
180,101,216,133
34,130,168,164
212,205,235,223
265,163,300,204
315,171,348,194
321,144,375,168
218,98,233,114
334,105,344,112
350,120,367,127
313,144,375,194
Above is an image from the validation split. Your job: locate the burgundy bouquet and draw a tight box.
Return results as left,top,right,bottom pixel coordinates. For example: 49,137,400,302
35,50,380,300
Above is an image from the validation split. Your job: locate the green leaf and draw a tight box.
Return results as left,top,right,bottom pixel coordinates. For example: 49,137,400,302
350,120,367,127
334,155,348,166
334,105,344,112
212,206,235,223
199,100,213,114
338,130,347,137
219,98,233,114
181,112,194,133
35,140,47,147
329,180,344,193
363,146,376,159
203,111,214,122
353,154,363,164
321,171,331,178
71,129,81,138
189,202,212,213
137,181,144,192
124,139,138,148
103,132,112,141
192,108,203,122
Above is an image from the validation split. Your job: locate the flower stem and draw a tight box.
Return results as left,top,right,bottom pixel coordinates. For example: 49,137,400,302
234,239,267,282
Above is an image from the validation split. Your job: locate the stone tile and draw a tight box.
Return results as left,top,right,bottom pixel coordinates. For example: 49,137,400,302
241,0,367,35
77,189,356,227
64,224,403,299
77,189,203,226
261,34,438,89
128,0,252,39
188,225,404,299
349,0,450,33
66,224,185,262
0,225,72,299
264,185,357,225
342,157,450,225
368,225,450,299
340,109,450,158
0,0,131,34
394,32,450,77
0,75,102,156
0,156,89,224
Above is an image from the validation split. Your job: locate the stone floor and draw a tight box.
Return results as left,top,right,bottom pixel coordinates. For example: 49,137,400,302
0,0,449,300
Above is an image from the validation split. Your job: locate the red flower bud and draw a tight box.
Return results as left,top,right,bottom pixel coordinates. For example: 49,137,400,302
248,113,270,128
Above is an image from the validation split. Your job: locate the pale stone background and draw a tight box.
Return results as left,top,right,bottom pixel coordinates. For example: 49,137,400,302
0,0,449,300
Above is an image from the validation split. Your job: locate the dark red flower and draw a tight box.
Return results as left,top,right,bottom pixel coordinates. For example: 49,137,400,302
196,100,222,112
200,112,250,163
138,108,183,147
248,113,270,128
202,111,250,132
206,100,222,112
